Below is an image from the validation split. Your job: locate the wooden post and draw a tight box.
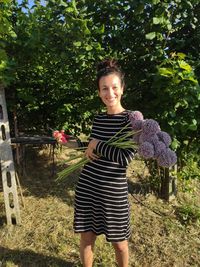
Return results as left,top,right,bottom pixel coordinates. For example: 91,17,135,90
146,159,177,202
160,168,170,201
0,86,21,225
160,165,177,201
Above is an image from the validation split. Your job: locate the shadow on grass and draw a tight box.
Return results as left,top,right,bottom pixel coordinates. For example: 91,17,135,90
128,179,157,196
12,147,157,206
14,147,79,206
0,246,75,267
0,215,6,226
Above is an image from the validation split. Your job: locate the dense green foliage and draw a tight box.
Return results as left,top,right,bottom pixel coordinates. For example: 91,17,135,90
0,0,16,84
1,0,200,174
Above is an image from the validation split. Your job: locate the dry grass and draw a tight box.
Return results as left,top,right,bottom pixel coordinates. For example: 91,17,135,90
0,146,199,267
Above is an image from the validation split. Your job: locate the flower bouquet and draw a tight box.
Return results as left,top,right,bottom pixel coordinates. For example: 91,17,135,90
56,111,177,182
53,130,70,143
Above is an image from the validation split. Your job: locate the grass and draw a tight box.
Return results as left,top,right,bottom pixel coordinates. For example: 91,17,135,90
0,146,200,267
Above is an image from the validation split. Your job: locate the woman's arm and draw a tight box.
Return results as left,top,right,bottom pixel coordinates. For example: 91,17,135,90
84,138,135,166
95,141,135,166
84,139,100,161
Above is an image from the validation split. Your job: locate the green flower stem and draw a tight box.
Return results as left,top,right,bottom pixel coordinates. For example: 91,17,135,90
56,157,89,181
56,126,141,182
105,124,129,143
73,146,88,151
58,153,84,165
108,129,141,144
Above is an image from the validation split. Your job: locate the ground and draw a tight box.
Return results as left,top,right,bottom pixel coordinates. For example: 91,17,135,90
0,146,199,267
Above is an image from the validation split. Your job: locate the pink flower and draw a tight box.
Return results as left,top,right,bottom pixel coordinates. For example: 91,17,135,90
53,130,60,138
53,130,70,143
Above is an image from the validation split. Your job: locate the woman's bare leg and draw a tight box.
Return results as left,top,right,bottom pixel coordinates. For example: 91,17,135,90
112,240,129,267
80,231,97,267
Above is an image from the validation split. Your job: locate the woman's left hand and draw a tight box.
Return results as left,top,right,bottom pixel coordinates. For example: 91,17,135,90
85,139,99,161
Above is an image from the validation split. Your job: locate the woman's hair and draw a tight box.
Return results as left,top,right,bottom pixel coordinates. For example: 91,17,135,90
96,58,125,89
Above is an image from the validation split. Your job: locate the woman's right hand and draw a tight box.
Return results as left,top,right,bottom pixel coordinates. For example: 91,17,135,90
85,139,99,161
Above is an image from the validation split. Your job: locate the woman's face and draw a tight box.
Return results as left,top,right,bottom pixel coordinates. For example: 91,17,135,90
98,74,124,110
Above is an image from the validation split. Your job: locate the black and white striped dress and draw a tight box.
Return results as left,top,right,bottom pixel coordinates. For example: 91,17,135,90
74,110,135,242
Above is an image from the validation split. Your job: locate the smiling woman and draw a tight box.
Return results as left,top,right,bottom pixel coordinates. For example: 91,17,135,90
68,59,135,267
97,59,125,115
98,74,124,114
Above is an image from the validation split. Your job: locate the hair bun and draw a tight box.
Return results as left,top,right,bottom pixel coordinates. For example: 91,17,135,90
96,58,125,89
97,58,119,72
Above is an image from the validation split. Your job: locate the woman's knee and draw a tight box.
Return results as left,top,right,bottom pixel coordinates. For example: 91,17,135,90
81,231,97,247
112,240,128,253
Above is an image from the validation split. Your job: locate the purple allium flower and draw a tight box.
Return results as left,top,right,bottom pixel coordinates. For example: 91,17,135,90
129,110,144,121
138,142,154,159
154,141,167,158
157,148,177,168
133,133,141,144
139,133,159,144
131,120,143,131
157,131,172,147
142,119,161,136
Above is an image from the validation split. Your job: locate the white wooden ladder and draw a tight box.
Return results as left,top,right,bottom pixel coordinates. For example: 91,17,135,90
0,86,21,225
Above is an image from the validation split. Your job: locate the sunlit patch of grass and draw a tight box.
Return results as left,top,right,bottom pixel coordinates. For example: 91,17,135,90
93,236,116,267
175,202,200,225
2,261,16,267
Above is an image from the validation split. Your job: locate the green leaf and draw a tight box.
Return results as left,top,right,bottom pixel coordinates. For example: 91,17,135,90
0,49,7,61
85,45,92,51
0,60,7,70
178,60,192,71
60,0,68,7
73,41,82,47
93,42,102,50
167,23,172,30
72,0,79,16
159,67,173,77
145,32,156,40
192,119,197,125
171,139,180,150
174,100,188,110
65,7,74,12
152,0,160,3
173,77,181,84
177,53,186,59
153,17,161,24
64,103,73,112
186,76,198,84
95,24,104,34
188,124,197,131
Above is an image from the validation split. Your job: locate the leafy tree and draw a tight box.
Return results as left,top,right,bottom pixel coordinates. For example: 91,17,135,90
0,0,16,85
6,0,107,134
2,0,200,175
152,52,200,162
